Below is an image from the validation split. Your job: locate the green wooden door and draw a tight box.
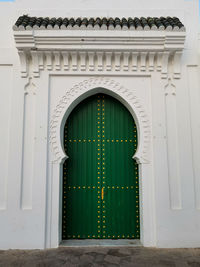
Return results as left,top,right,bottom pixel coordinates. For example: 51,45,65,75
62,93,139,240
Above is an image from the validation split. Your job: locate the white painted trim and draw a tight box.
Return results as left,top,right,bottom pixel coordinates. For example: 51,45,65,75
46,75,155,248
14,30,185,79
50,77,150,165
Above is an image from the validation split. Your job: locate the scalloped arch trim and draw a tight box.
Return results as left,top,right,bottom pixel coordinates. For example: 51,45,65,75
50,77,150,164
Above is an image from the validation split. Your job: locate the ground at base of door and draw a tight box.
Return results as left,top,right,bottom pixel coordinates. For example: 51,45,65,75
0,247,200,267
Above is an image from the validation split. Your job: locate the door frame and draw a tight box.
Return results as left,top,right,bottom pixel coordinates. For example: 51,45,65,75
47,76,155,248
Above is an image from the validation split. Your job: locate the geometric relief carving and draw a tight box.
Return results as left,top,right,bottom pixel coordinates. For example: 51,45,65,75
165,78,182,209
50,77,150,165
20,78,36,210
25,50,183,80
14,31,185,80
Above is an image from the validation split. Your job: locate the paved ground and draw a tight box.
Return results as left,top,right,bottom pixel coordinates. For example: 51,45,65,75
0,247,200,267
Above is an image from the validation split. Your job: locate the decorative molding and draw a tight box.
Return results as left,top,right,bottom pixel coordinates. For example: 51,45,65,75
164,78,182,209
21,77,36,210
14,30,185,79
49,77,150,164
13,16,186,32
18,50,28,78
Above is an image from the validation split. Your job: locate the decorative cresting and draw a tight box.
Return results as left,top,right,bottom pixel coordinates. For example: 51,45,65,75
13,16,185,31
14,28,186,79
50,77,150,164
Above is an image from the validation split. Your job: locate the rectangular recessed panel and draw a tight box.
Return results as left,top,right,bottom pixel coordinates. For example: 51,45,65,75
104,188,139,239
63,188,99,239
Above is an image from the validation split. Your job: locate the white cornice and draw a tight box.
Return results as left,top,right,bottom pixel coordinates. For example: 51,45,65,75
14,29,186,79
14,30,185,50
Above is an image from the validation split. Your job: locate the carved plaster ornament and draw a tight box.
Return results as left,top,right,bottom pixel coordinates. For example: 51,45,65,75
13,23,185,165
49,77,150,164
14,30,185,79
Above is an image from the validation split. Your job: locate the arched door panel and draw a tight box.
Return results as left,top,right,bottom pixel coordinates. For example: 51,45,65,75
62,93,139,239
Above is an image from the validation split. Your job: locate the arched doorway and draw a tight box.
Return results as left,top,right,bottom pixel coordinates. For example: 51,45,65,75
62,93,139,240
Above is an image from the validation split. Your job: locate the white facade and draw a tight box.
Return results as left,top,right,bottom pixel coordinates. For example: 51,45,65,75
0,0,200,249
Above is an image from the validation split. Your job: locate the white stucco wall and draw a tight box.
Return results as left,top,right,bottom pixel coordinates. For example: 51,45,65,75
0,0,200,249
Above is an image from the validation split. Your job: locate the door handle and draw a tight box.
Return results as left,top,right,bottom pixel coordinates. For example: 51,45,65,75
101,187,104,200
